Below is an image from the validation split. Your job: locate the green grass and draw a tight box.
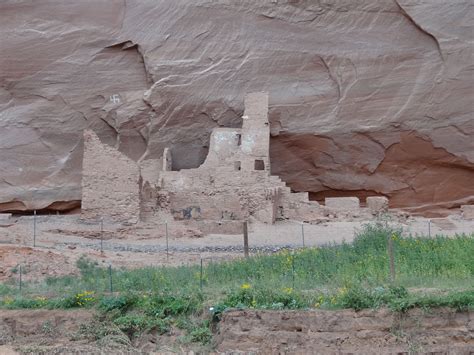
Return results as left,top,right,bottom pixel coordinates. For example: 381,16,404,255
1,222,473,345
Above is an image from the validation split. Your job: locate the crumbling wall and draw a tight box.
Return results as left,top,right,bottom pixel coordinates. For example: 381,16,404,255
278,189,321,221
139,159,161,186
138,159,161,221
162,148,172,171
153,92,323,230
80,93,326,232
202,128,242,168
81,130,140,224
240,93,270,173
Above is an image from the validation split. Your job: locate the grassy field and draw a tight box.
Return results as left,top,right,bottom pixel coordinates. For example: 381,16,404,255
1,222,473,345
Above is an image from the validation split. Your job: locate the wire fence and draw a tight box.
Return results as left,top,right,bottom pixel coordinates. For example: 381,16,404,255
1,212,473,301
6,229,474,303
12,212,474,251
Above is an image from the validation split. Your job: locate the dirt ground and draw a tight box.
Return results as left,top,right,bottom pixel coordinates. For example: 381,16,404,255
0,212,473,282
0,308,472,354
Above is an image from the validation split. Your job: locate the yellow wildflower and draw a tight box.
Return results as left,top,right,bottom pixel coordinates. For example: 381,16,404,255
75,290,95,306
35,296,48,306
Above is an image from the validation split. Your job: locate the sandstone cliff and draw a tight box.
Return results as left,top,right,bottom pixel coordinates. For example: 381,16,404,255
1,0,473,215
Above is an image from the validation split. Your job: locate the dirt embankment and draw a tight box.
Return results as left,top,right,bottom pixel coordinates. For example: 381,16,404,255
0,309,95,354
1,308,473,354
216,308,474,354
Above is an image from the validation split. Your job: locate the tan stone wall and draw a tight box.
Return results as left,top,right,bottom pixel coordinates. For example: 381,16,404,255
160,169,277,223
80,93,324,232
202,128,242,168
153,92,322,228
81,130,140,224
366,196,389,214
325,197,360,211
139,159,161,186
241,92,270,172
169,191,244,221
278,189,321,221
162,148,172,171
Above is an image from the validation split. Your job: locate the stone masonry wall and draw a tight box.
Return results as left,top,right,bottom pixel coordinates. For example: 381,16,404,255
80,93,321,232
241,93,270,172
81,130,140,224
153,92,321,230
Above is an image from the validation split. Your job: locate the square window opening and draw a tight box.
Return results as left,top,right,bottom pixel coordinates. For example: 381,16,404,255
254,159,265,171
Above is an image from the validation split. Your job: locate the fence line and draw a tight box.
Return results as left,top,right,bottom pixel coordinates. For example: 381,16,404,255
11,214,473,256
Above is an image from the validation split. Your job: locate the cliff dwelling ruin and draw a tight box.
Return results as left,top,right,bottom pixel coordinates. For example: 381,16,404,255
81,92,398,234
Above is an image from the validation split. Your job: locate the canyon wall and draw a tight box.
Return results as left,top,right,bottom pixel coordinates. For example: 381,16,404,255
1,0,473,215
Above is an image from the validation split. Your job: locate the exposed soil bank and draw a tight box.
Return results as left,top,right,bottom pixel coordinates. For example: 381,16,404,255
1,308,473,354
216,308,474,354
0,310,95,354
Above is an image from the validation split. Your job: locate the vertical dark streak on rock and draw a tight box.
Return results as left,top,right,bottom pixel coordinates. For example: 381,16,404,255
319,56,341,103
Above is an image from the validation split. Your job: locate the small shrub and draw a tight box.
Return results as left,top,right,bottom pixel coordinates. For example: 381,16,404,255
144,293,201,318
99,294,137,313
337,286,376,311
337,285,410,311
78,319,124,341
219,286,308,311
75,291,96,307
352,221,397,253
76,256,100,278
5,297,43,309
190,323,212,344
113,314,169,337
53,291,96,309
446,290,474,311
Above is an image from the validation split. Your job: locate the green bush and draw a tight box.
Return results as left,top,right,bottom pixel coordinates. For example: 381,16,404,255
143,293,202,318
336,285,409,311
219,285,308,311
446,290,474,311
99,294,137,313
352,221,398,254
190,322,212,344
5,297,47,309
76,256,100,278
113,314,169,337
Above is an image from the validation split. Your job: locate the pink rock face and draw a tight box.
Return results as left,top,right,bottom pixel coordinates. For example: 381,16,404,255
0,0,473,215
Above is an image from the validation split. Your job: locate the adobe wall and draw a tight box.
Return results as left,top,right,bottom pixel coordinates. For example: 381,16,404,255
81,130,140,224
152,92,323,229
202,128,242,168
159,169,279,224
80,92,324,232
240,92,270,172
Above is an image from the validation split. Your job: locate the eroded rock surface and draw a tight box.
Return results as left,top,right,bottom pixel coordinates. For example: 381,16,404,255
1,0,473,215
216,309,474,354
